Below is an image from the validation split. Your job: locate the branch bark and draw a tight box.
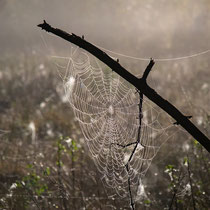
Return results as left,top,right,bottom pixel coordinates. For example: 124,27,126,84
37,20,210,153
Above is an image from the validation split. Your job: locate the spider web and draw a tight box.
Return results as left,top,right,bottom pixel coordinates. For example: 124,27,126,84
52,46,174,198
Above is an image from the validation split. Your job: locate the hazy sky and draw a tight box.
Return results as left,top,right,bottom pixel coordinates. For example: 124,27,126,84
1,0,210,58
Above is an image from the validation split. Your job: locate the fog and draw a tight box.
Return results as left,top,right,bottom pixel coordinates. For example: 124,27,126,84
1,0,210,58
0,1,210,209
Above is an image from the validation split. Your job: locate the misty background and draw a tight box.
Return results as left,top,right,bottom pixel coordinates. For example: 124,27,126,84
1,0,210,58
0,0,210,209
1,0,207,128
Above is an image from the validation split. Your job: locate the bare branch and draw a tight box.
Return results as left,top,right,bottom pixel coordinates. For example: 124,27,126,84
37,20,210,153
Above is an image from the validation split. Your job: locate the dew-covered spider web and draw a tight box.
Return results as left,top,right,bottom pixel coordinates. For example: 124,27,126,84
52,46,174,199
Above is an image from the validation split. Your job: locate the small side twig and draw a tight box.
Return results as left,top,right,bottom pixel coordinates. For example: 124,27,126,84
113,142,137,148
187,155,196,210
21,183,41,210
169,169,183,210
126,90,143,210
174,116,192,125
142,59,155,81
57,140,68,210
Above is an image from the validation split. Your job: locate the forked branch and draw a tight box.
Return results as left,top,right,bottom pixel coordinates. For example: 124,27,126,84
37,20,210,153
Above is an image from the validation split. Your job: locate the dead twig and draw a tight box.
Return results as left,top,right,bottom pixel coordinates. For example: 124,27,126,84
37,20,210,153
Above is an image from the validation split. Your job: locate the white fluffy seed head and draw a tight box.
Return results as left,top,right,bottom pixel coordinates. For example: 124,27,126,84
66,76,75,90
63,76,75,102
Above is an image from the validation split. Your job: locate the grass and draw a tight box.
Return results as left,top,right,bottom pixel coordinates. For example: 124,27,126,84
0,53,209,209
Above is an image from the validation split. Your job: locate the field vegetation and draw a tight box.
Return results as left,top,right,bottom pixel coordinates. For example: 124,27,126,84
0,54,209,210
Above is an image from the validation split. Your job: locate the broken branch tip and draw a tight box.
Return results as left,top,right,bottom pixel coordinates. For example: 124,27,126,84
37,20,52,32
